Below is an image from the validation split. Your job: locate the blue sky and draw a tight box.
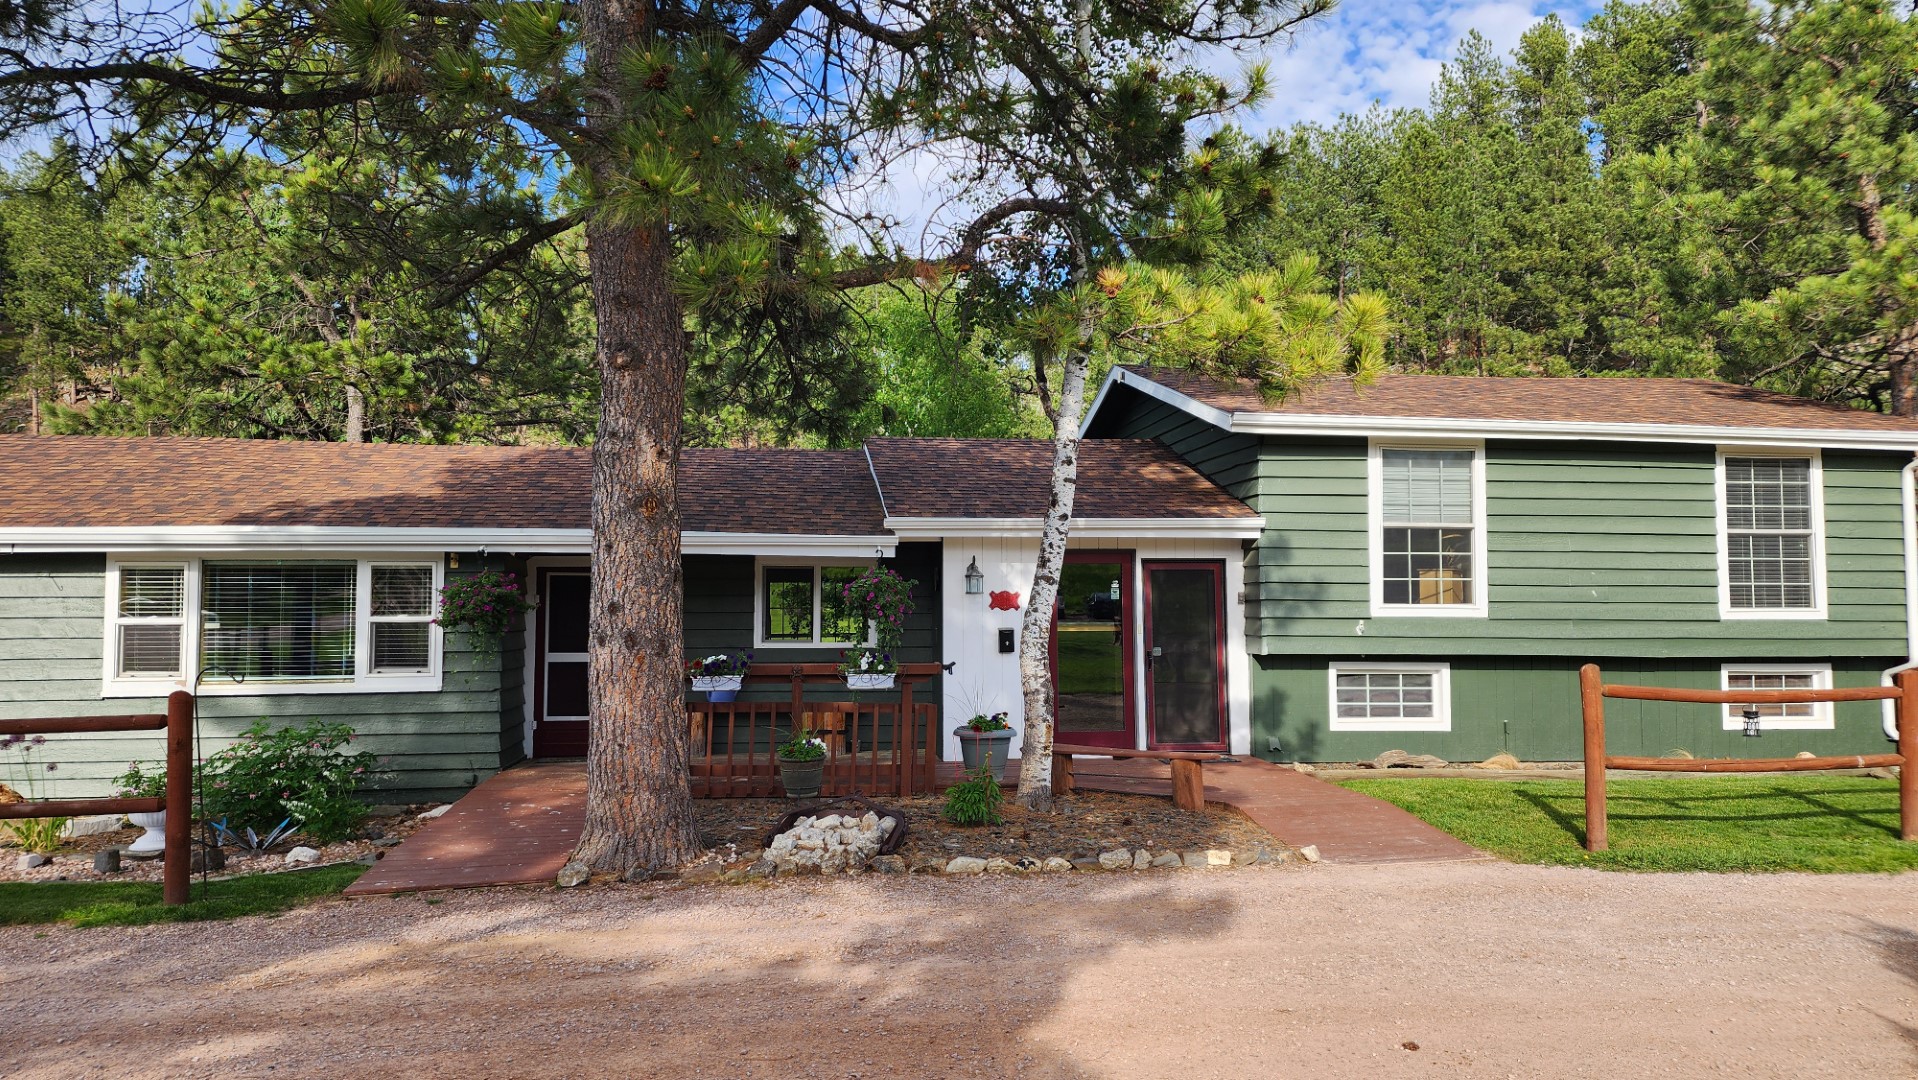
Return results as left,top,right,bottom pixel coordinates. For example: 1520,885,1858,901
1248,0,1604,129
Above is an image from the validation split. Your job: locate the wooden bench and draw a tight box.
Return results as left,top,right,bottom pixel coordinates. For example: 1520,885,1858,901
1049,743,1221,811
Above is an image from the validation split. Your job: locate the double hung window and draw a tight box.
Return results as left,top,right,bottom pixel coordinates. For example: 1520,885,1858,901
1721,455,1822,615
1373,445,1484,615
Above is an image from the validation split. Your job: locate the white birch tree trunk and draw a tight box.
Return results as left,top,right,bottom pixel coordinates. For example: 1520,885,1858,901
1014,340,1094,811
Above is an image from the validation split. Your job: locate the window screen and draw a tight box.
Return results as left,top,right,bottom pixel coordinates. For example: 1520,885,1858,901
763,567,814,641
1380,449,1475,606
1725,670,1818,722
1334,669,1438,721
201,562,357,680
116,566,186,678
371,566,435,674
1725,457,1815,609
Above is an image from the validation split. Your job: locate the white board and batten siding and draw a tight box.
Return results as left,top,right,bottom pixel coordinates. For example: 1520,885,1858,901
937,536,1252,762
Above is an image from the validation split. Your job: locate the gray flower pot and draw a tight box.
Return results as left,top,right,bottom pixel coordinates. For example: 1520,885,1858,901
955,727,1015,782
776,755,826,800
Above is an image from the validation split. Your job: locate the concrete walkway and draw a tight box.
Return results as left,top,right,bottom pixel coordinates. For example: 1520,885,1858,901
345,756,1480,895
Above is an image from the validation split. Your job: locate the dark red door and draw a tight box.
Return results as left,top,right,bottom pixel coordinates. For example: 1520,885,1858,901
1051,551,1135,749
533,569,591,757
1143,561,1226,751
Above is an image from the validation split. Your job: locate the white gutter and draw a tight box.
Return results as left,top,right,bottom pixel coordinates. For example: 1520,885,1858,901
1881,454,1918,741
0,525,895,559
883,516,1266,540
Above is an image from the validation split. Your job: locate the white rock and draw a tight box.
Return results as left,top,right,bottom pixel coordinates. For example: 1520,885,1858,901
63,815,124,839
984,857,1018,874
417,804,451,820
815,815,843,830
878,817,897,836
795,837,825,851
860,812,879,831
17,852,49,870
284,846,321,866
1042,856,1074,872
1132,849,1153,870
1150,852,1183,869
1205,849,1232,867
1098,849,1132,871
769,834,797,854
944,856,987,874
556,861,590,887
1300,845,1321,863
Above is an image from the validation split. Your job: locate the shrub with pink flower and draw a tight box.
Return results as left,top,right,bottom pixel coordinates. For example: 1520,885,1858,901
195,719,385,843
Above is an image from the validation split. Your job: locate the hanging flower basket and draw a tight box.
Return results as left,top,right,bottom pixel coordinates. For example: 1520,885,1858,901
687,652,752,701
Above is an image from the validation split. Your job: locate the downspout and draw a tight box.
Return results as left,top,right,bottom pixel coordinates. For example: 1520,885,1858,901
1878,454,1918,740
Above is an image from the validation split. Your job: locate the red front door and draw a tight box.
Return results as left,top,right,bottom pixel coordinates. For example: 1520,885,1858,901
1051,551,1135,749
533,569,591,757
1143,560,1227,751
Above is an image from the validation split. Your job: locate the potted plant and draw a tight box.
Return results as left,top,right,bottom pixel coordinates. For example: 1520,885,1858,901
834,566,915,689
111,760,170,856
774,728,829,800
955,712,1015,782
837,647,897,691
687,651,753,701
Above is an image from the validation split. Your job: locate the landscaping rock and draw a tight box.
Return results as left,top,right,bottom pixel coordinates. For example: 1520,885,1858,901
1070,857,1103,872
17,852,49,870
1098,849,1132,870
1368,749,1448,770
944,856,987,875
1149,852,1182,869
361,825,387,841
681,863,725,884
747,857,779,878
1131,848,1153,870
1204,849,1232,867
190,846,226,873
1868,766,1901,780
284,846,321,866
366,804,407,819
373,836,402,848
867,854,907,874
1042,856,1074,872
93,848,122,874
1012,856,1041,872
64,815,124,839
1477,752,1522,770
1299,845,1321,863
556,860,591,887
908,855,947,874
1181,851,1210,868
1291,763,1318,775
416,804,452,821
983,857,1019,874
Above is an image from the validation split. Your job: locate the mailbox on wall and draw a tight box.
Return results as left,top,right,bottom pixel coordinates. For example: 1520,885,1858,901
998,627,1015,653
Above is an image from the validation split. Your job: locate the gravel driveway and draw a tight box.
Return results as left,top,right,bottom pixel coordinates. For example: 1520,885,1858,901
2,861,1913,1079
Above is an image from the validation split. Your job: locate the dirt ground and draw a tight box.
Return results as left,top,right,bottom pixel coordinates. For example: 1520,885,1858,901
1,860,1914,1080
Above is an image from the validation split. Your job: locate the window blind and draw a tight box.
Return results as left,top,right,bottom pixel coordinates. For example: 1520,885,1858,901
371,566,435,673
1724,457,1815,609
116,566,186,677
201,562,357,680
1381,449,1474,525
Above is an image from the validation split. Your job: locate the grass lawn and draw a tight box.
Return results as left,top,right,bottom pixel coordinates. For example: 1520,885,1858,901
1339,775,1918,873
0,864,366,928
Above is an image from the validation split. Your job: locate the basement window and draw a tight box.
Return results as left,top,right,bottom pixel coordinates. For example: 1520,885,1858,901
1721,664,1833,731
1328,662,1452,733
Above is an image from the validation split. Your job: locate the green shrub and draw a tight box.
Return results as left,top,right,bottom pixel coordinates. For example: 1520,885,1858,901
942,767,1004,826
199,720,383,843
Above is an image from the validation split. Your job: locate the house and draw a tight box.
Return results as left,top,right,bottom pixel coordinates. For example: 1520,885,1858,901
0,434,1260,799
1084,366,1918,763
2,366,1914,801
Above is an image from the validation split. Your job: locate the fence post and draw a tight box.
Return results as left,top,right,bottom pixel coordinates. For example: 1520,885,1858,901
898,677,915,796
1580,664,1608,852
163,690,192,906
1899,669,1917,843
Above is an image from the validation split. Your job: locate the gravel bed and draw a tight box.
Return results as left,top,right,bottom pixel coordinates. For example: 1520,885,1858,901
0,807,434,884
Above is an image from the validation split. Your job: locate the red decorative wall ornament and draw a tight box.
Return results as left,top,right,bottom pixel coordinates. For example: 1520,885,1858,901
988,590,1021,611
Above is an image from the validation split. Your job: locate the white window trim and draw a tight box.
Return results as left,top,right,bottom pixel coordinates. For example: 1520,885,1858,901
1719,663,1835,731
1328,661,1452,733
1367,439,1489,618
107,561,193,681
1715,448,1828,620
752,557,877,650
101,554,444,697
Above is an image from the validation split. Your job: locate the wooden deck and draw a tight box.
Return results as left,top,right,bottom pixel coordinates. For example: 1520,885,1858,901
344,755,1481,896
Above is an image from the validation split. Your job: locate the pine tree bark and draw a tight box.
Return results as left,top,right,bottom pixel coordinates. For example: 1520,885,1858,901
343,383,365,444
1014,341,1094,812
564,0,703,877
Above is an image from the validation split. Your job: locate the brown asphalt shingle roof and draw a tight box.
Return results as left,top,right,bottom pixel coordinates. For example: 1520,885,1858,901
1121,365,1918,433
0,436,887,535
863,438,1260,520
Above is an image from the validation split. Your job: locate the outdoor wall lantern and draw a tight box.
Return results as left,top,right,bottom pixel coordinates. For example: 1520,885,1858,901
964,556,984,595
1741,707,1764,738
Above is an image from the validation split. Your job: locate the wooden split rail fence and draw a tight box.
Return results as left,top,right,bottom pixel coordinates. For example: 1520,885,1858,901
1579,664,1916,851
0,690,193,904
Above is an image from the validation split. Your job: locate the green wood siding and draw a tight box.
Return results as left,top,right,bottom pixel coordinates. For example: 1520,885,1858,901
0,553,521,802
1256,655,1898,762
1096,386,1912,660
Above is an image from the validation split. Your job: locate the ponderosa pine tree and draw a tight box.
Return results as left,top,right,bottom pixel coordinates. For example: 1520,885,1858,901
1,0,1339,872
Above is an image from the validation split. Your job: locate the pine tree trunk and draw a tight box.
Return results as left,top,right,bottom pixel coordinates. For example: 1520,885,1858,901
1014,343,1094,812
343,383,365,444
1891,328,1918,418
562,0,702,878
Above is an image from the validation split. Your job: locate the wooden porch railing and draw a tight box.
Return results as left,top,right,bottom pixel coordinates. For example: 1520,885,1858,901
687,662,943,799
0,691,193,904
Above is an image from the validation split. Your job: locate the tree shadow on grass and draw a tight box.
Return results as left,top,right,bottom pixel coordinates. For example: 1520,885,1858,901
1511,781,1899,848
0,874,1244,1079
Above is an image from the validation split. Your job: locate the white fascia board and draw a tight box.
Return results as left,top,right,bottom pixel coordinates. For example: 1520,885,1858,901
884,516,1264,540
1227,411,1918,452
0,526,895,558
1105,367,1918,452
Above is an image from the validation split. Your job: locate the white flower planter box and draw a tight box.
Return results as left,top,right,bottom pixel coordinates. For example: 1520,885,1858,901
844,674,895,691
690,675,744,693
